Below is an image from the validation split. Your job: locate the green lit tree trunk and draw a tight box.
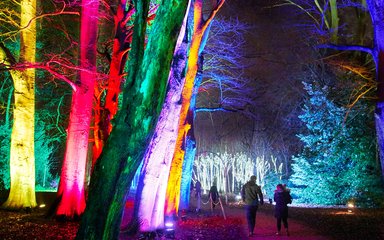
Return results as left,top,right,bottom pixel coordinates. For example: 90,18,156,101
135,3,191,231
1,0,37,210
76,0,188,239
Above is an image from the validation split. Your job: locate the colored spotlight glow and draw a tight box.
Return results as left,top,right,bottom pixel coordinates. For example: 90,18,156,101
347,201,354,213
165,221,174,228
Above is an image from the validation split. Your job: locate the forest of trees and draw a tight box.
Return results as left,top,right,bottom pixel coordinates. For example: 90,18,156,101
0,0,384,238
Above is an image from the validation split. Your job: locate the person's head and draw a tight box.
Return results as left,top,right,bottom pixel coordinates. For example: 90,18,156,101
250,175,256,182
276,184,284,191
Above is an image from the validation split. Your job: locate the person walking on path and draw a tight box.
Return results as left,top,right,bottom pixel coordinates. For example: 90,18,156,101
209,184,219,211
274,184,292,236
241,175,264,237
195,180,202,212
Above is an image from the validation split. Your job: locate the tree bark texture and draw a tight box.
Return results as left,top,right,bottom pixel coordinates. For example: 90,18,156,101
165,0,224,216
2,0,37,210
76,0,189,239
93,0,134,164
178,70,202,210
56,0,99,218
135,4,191,231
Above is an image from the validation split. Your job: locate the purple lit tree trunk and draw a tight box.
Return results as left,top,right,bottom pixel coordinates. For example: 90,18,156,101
135,4,191,231
56,0,99,218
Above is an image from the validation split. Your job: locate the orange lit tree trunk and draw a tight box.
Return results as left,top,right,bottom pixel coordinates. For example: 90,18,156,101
165,0,224,216
1,0,37,210
55,0,99,218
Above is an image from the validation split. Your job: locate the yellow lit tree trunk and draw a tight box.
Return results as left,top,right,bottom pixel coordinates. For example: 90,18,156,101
2,0,37,209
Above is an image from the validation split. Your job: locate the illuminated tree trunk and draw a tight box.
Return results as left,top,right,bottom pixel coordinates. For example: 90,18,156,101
329,0,339,43
56,0,99,218
1,0,37,210
93,0,134,162
135,4,191,231
104,0,133,127
165,0,224,216
76,0,188,238
178,64,202,210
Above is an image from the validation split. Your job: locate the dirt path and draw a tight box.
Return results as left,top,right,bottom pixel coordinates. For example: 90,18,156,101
0,195,382,239
120,194,338,239
165,201,331,240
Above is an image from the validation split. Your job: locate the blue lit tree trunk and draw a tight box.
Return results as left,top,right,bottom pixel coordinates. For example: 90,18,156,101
75,0,189,239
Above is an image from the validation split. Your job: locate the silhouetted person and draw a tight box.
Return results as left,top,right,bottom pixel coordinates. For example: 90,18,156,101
274,184,292,236
241,175,263,237
209,185,219,211
195,180,202,212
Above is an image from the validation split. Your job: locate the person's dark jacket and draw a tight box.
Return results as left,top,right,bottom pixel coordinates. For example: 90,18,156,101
209,186,219,201
241,181,264,206
195,181,201,197
274,190,292,218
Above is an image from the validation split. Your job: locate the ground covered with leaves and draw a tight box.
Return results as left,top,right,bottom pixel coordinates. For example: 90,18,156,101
0,208,78,240
1,201,383,240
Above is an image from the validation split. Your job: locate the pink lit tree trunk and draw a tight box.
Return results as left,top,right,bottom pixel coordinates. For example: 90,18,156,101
56,0,99,218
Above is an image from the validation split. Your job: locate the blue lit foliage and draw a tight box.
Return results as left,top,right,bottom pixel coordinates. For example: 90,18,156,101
291,82,383,206
264,171,286,199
